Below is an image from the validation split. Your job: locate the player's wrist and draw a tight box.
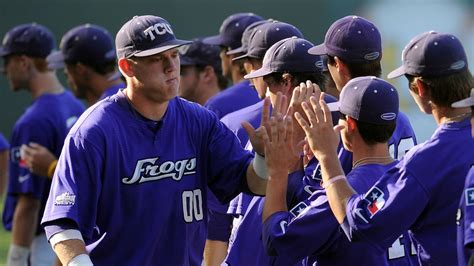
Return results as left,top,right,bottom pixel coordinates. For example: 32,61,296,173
253,152,268,180
68,254,93,266
47,159,58,178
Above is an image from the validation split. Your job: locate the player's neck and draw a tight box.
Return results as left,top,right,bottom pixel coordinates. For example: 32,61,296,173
231,69,245,84
87,73,124,106
432,105,471,125
29,72,64,99
351,140,392,168
124,87,169,121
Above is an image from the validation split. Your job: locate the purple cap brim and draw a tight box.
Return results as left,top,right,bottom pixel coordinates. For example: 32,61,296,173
0,47,11,57
227,46,245,55
232,53,251,61
327,101,341,112
452,89,474,108
387,66,406,79
202,35,222,46
307,43,327,55
244,67,273,79
47,51,65,69
134,39,192,57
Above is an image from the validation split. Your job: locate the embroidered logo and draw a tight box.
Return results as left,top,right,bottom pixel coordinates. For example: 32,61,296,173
122,157,197,184
55,192,76,206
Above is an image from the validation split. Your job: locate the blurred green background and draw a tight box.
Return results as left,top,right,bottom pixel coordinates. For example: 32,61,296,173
0,0,473,264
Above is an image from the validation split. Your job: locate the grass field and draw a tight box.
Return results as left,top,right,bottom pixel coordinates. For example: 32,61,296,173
0,196,11,265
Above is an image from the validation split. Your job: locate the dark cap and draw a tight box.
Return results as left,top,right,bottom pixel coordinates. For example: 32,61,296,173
387,31,468,79
0,23,55,58
234,21,303,61
244,37,323,79
202,13,263,50
329,76,399,125
47,24,116,69
115,15,191,59
179,38,221,72
308,15,381,63
226,19,272,55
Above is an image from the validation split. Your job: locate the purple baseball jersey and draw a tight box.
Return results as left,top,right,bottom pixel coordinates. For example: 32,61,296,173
98,83,126,101
457,166,474,266
342,118,474,265
41,92,254,265
2,91,84,234
263,161,420,265
0,133,9,151
205,80,260,119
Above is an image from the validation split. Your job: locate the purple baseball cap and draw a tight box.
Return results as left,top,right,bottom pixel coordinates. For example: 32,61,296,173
226,19,272,55
179,38,221,72
452,88,474,108
115,15,191,59
387,31,468,79
233,21,303,61
47,24,116,69
244,37,323,79
202,13,263,50
308,15,381,63
329,76,399,125
0,23,55,58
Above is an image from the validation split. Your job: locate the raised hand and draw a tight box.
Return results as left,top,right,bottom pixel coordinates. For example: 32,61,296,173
21,142,57,178
294,93,343,160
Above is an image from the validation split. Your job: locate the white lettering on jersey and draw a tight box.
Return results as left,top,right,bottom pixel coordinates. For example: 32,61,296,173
54,192,76,206
143,23,173,41
122,157,196,184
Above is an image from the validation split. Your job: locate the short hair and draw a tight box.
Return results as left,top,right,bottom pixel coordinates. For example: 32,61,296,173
406,69,473,108
263,71,327,91
66,60,117,75
355,119,396,145
327,55,382,78
32,57,49,73
195,64,228,90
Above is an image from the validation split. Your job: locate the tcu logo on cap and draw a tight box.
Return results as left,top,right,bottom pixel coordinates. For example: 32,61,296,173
143,23,173,41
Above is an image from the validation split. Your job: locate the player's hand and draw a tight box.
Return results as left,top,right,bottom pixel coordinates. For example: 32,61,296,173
294,93,343,160
258,113,296,177
243,92,288,156
21,142,57,177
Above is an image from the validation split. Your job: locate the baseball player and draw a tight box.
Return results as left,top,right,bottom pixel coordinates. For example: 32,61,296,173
40,15,281,265
263,77,416,265
20,23,125,180
296,31,473,265
178,37,227,105
223,37,332,266
202,12,263,119
0,133,9,198
0,23,85,265
455,88,474,266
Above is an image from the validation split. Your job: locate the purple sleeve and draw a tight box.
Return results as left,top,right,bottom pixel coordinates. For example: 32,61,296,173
207,208,233,241
41,134,103,241
43,218,78,240
262,191,340,264
0,133,9,151
342,165,429,251
205,118,254,203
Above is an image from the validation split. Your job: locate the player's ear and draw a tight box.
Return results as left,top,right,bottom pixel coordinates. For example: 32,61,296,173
415,78,429,98
118,58,134,78
281,73,293,95
200,65,214,81
347,116,357,132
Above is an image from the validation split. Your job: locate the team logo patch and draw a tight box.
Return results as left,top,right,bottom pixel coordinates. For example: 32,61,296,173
54,192,76,206
465,188,474,206
122,157,197,184
364,187,385,217
290,202,308,218
11,146,27,168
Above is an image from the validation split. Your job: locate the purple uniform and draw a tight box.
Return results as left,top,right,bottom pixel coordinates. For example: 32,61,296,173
205,80,260,119
41,92,254,265
457,166,474,266
0,133,9,151
263,162,419,265
2,91,84,234
98,83,126,101
342,118,474,265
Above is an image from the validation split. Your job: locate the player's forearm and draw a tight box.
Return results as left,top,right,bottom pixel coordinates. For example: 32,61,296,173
12,195,40,247
262,173,288,222
246,162,267,195
0,151,8,197
203,240,228,266
54,239,88,265
319,153,356,224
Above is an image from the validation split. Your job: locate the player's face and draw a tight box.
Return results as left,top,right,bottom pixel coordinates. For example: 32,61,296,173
326,58,345,92
263,75,289,107
2,55,30,92
246,59,266,99
338,112,353,151
179,65,200,102
219,47,232,78
129,49,180,103
65,64,87,99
